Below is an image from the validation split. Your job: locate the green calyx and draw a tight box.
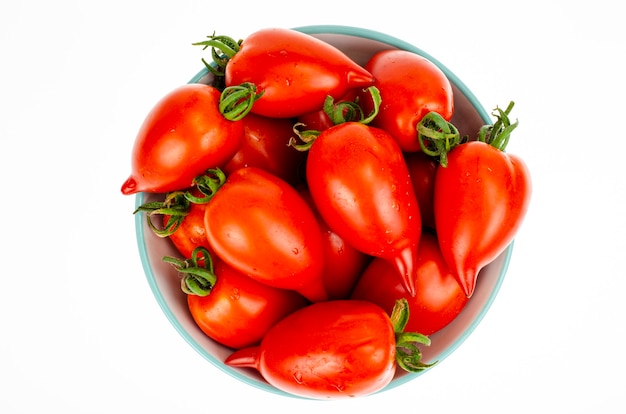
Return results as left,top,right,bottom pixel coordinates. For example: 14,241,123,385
390,298,438,373
478,101,518,151
288,86,382,151
162,247,217,296
133,168,226,238
193,33,242,88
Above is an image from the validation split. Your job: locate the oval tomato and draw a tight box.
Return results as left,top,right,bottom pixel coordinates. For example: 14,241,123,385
223,113,306,186
434,140,531,297
298,187,371,300
358,49,454,152
224,28,375,118
187,257,308,349
306,122,421,296
121,84,244,195
224,300,398,399
351,232,469,335
204,167,327,303
404,151,438,230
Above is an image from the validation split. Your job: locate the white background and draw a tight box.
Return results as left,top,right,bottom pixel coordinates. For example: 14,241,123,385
1,1,624,412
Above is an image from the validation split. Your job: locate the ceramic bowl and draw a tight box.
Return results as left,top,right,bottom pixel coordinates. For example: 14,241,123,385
134,25,513,398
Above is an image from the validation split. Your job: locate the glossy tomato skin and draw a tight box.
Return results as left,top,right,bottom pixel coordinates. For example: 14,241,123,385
306,122,421,296
405,151,438,230
299,188,371,300
204,167,327,303
223,113,306,186
187,258,308,349
351,232,469,335
121,84,244,195
359,50,454,152
224,300,396,399
434,141,532,297
225,28,375,118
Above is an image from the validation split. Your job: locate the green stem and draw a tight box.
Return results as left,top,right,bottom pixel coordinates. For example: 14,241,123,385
389,298,438,373
192,34,242,84
162,247,217,296
219,82,263,121
185,168,226,204
417,112,461,167
477,101,518,151
133,191,190,237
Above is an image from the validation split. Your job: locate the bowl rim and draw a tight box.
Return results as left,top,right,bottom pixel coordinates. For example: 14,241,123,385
134,24,512,398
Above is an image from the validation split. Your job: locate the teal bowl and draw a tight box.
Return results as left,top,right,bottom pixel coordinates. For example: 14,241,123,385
134,25,513,398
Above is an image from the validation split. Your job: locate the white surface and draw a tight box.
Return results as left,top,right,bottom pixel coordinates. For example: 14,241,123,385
1,1,623,412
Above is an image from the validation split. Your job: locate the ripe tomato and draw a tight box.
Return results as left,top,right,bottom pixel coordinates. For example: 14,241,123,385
163,197,211,259
298,188,371,300
204,167,327,303
121,84,244,195
434,140,531,297
358,49,454,152
187,256,308,349
306,122,421,296
224,300,398,399
223,28,375,118
405,151,438,230
223,113,306,186
351,232,469,335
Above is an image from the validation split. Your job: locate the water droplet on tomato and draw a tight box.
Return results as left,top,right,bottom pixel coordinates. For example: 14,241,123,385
230,288,240,300
293,372,304,384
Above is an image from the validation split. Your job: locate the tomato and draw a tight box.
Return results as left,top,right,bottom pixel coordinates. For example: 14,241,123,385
186,256,308,349
351,232,469,335
306,122,421,296
404,151,438,230
358,49,454,152
222,28,375,118
224,300,409,399
434,140,531,297
121,84,244,195
223,113,306,186
298,187,371,300
163,197,211,259
204,167,327,302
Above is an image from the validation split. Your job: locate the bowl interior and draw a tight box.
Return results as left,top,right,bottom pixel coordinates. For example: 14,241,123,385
135,25,512,398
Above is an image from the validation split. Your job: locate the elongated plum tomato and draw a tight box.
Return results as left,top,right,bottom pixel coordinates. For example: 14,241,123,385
434,140,531,297
187,257,308,350
306,122,421,296
204,167,327,302
121,84,244,195
358,49,454,152
225,28,375,118
351,232,469,335
224,300,397,399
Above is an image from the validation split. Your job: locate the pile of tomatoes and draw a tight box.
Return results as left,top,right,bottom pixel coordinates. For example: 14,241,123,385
121,28,531,399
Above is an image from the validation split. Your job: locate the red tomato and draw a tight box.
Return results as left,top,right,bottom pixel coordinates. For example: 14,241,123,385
404,151,438,230
204,167,327,302
434,140,531,297
224,28,375,118
224,300,398,399
299,188,371,300
223,113,306,186
358,49,454,152
306,122,421,296
121,84,244,195
351,232,469,335
187,257,308,349
164,198,211,259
